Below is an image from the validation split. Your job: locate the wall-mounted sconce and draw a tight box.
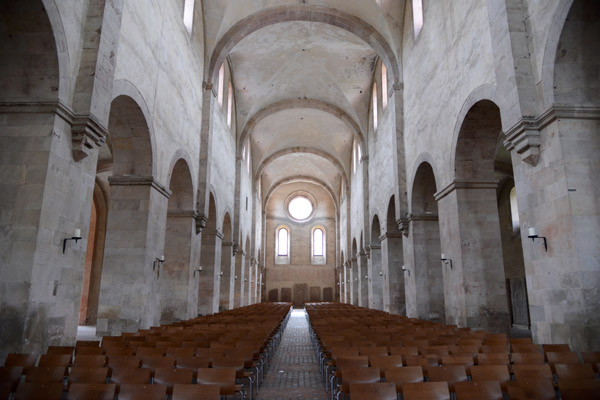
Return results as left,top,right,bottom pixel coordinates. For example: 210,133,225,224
441,253,453,269
364,275,368,279
244,278,248,282
63,228,82,253
379,271,383,276
355,278,358,282
337,282,340,286
219,271,223,276
528,227,548,251
347,279,350,283
193,266,203,276
401,265,411,276
235,275,238,280
153,255,165,278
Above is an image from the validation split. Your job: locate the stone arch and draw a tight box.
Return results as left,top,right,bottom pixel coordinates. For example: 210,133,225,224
160,158,195,323
370,214,383,310
256,146,349,189
407,162,445,322
540,0,575,108
240,99,366,158
208,5,400,87
167,149,196,200
263,176,338,215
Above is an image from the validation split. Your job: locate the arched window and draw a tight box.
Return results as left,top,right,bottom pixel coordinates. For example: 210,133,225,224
227,82,233,128
217,64,225,108
381,63,388,110
313,228,324,256
183,0,194,34
277,228,288,256
510,186,520,233
412,0,424,38
372,83,378,130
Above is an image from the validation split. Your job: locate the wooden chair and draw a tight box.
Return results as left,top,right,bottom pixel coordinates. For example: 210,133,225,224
369,355,403,378
509,338,532,345
196,367,242,398
0,366,23,392
172,384,220,400
167,347,195,358
403,381,450,400
470,365,510,392
511,352,544,365
0,382,13,399
512,364,553,382
440,355,474,374
427,366,467,392
175,356,211,372
107,355,141,369
359,346,389,358
211,356,255,400
476,353,509,366
558,379,600,400
153,367,194,395
46,346,74,356
67,367,109,387
336,367,380,400
511,344,542,354
13,382,64,400
25,367,66,384
103,346,134,357
108,367,151,392
65,383,115,400
555,363,596,381
506,380,556,400
74,347,105,356
546,351,581,373
541,344,570,354
404,355,438,377
140,356,175,376
117,383,168,400
581,351,600,373
75,341,101,348
3,354,38,373
37,354,71,368
480,345,509,354
72,355,107,368
135,347,166,358
383,366,423,396
454,381,503,400
348,382,396,400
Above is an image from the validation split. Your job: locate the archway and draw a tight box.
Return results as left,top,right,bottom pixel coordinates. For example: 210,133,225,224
383,196,405,315
219,213,233,311
407,162,444,322
160,159,194,323
370,216,384,310
198,194,220,315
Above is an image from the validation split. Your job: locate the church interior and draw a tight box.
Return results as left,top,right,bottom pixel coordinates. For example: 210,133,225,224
0,0,599,398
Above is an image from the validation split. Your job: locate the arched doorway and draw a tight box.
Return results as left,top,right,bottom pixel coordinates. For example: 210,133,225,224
383,196,405,315
198,194,219,316
219,213,233,311
370,216,384,310
406,162,445,322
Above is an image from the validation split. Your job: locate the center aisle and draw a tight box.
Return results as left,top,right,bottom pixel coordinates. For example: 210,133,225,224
257,308,328,400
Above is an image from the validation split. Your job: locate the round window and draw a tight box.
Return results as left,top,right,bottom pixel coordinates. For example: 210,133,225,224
287,196,314,221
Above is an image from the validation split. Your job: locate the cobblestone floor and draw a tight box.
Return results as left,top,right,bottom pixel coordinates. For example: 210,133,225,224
256,309,328,400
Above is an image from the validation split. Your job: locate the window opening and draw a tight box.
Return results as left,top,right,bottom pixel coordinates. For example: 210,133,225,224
510,186,520,233
313,228,324,256
277,228,288,256
288,196,313,221
381,64,388,110
217,64,225,108
372,83,378,130
183,0,194,34
412,0,424,38
227,82,233,128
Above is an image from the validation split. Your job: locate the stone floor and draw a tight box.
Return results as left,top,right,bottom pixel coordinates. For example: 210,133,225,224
256,309,328,400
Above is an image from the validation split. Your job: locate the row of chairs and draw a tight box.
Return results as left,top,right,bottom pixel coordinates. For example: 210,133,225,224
306,302,600,400
1,302,293,399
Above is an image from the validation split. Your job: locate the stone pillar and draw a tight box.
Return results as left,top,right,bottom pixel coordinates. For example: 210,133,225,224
381,232,405,314
507,115,600,350
350,260,358,306
0,104,101,355
97,175,170,336
342,265,348,303
161,210,195,323
234,251,244,308
219,241,233,311
436,181,510,333
198,229,222,316
358,251,368,307
368,245,384,310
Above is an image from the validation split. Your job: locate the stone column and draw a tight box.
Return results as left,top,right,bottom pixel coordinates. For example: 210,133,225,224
358,251,369,307
197,229,222,316
97,175,170,336
368,246,384,310
381,232,405,314
219,240,233,311
350,260,358,306
161,210,195,323
436,181,510,333
234,250,245,308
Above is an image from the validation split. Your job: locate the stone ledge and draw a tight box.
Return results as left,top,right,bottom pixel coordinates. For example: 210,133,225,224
434,180,499,202
108,175,172,199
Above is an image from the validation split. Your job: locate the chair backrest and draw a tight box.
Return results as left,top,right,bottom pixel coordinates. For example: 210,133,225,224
65,383,115,400
348,382,397,400
0,366,24,390
4,354,38,373
38,354,71,368
558,379,600,400
427,366,467,392
72,355,107,368
166,347,195,358
141,356,175,372
46,347,74,356
541,344,570,354
403,382,450,400
581,352,600,373
196,367,237,396
470,365,510,392
383,366,423,393
172,383,220,400
454,381,503,400
511,352,544,365
340,367,380,392
107,355,141,369
335,356,369,374
359,347,389,358
512,364,553,381
481,345,509,354
555,363,596,380
135,347,166,358
67,367,109,386
74,347,105,356
370,355,403,377
511,344,542,354
153,368,194,394
14,382,64,400
175,356,211,370
25,367,66,383
76,341,101,348
118,383,167,400
109,367,151,387
476,353,509,365
441,355,474,373
506,380,556,400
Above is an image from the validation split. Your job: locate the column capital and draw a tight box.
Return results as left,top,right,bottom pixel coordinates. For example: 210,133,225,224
434,180,498,202
108,175,172,199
